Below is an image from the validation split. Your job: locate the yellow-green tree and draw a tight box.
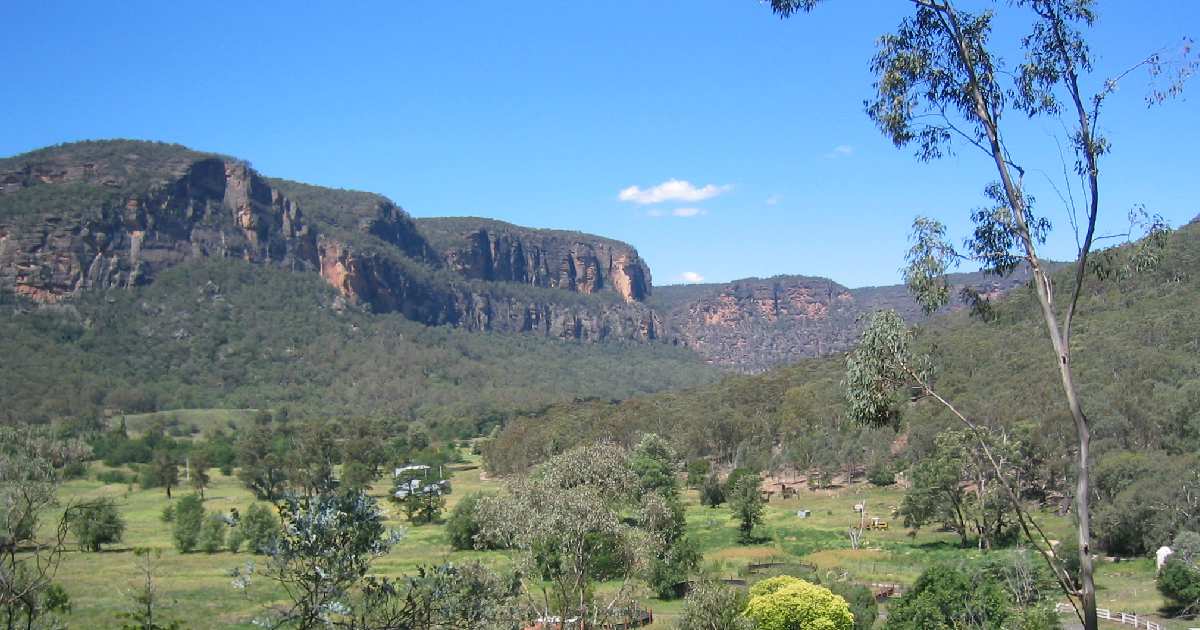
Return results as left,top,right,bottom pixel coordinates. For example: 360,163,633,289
744,576,853,630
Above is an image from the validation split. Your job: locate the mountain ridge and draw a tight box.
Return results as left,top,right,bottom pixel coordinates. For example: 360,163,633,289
1,139,1043,372
0,140,665,343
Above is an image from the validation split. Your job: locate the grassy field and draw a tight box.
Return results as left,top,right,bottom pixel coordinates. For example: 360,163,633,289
44,456,1183,629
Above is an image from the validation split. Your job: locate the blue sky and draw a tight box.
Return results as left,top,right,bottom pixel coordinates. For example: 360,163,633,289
3,1,1197,287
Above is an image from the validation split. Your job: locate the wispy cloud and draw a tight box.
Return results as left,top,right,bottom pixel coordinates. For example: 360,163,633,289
672,207,706,218
765,194,782,206
824,144,854,158
679,271,705,283
619,179,732,204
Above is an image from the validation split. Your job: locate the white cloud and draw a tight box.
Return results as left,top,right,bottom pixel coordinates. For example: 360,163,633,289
679,271,705,283
619,179,732,204
825,145,854,158
672,207,706,217
765,194,782,206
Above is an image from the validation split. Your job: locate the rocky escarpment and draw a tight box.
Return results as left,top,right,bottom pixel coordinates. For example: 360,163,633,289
417,217,652,303
0,141,664,342
654,276,862,372
314,239,664,341
0,155,321,301
655,269,1037,372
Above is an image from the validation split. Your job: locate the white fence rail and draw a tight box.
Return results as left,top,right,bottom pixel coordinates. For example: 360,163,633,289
1055,603,1164,630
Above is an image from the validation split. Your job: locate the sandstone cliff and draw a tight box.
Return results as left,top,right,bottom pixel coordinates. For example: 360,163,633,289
0,141,664,342
416,217,652,303
654,269,1037,372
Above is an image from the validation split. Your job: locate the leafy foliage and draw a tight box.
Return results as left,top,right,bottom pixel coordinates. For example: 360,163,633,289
246,491,401,628
171,495,204,554
674,580,752,630
239,503,279,555
744,576,854,630
729,475,765,544
0,258,717,431
68,498,125,552
477,442,660,626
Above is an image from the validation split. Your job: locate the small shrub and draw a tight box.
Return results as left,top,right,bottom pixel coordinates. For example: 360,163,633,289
675,580,752,630
829,582,877,630
867,464,895,487
744,576,853,630
686,459,711,488
62,460,88,480
199,513,226,553
98,469,132,485
160,503,175,523
69,498,126,552
700,473,725,507
446,492,488,551
227,526,245,553
240,503,279,554
172,494,204,553
1158,558,1200,612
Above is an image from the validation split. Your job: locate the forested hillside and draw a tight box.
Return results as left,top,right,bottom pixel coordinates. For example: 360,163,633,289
0,259,717,434
488,218,1200,550
651,266,1045,371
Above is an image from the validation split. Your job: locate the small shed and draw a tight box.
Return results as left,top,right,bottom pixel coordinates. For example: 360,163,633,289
394,464,431,477
796,509,812,518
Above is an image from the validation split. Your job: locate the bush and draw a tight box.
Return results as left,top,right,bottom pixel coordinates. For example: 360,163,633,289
241,503,279,554
744,576,853,630
97,469,132,485
724,467,756,497
649,536,701,599
227,526,245,553
61,460,88,480
1174,530,1200,565
199,513,226,553
172,494,204,553
729,475,765,544
828,582,877,630
686,459,711,488
1159,531,1200,613
446,492,488,551
884,564,1012,629
160,503,175,523
675,580,752,630
69,498,125,552
1158,558,1200,612
867,464,895,487
700,473,725,507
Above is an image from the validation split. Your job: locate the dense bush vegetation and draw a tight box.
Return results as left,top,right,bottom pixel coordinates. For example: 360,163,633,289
486,220,1200,555
0,259,717,437
68,498,125,552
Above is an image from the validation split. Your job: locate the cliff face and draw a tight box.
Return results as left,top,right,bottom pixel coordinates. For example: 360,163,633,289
656,276,862,372
655,269,1037,372
0,141,664,343
314,239,663,340
0,157,320,301
417,217,652,303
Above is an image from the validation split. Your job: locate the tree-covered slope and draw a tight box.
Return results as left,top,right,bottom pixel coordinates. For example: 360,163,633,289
488,218,1200,477
0,258,718,434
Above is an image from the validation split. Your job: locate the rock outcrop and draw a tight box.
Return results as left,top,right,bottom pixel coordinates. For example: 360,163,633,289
417,217,652,303
0,156,321,301
0,141,664,343
655,269,1037,372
